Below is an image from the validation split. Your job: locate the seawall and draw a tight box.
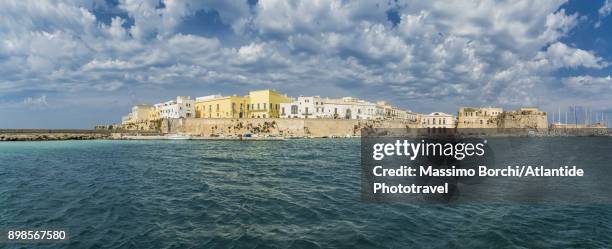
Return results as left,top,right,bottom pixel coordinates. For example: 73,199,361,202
161,118,416,137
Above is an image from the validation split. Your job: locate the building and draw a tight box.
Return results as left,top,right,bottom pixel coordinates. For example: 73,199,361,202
498,108,548,129
457,107,503,128
121,104,155,124
421,112,455,128
245,90,292,118
396,109,419,122
156,96,195,119
280,96,384,120
195,95,247,118
377,101,419,121
279,96,321,119
148,108,160,121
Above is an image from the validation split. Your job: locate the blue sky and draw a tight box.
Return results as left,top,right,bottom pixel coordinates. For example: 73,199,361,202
1,0,611,128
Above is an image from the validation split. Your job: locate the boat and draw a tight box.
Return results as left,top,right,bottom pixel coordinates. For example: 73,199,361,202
167,133,192,140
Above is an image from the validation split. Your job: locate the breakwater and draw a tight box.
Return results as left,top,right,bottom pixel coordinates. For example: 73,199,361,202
161,118,417,137
0,129,159,141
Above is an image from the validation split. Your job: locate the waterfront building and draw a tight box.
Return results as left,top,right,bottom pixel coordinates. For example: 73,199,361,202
498,108,548,129
245,90,292,118
396,110,419,122
421,112,455,128
376,101,419,121
280,96,323,119
122,104,155,124
156,96,195,119
195,94,247,118
280,96,384,120
148,108,161,121
457,107,503,128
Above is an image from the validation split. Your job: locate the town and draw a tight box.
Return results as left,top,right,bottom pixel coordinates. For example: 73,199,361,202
108,89,607,138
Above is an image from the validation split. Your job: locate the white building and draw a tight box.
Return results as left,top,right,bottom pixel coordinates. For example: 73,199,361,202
156,96,195,119
280,96,384,120
421,112,455,128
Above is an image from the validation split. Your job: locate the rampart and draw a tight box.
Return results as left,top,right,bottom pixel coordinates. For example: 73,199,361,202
161,118,417,137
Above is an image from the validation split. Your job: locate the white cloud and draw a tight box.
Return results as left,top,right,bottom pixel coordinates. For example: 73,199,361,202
0,0,610,123
599,0,612,17
540,42,607,69
23,95,48,106
563,75,612,93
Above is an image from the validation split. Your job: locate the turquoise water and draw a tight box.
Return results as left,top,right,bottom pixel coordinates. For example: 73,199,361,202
1,139,611,248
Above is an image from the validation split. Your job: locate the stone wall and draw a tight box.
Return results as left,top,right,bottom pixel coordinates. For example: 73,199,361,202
498,113,548,129
161,118,417,137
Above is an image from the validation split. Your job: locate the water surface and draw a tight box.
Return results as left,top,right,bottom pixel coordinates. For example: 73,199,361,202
1,139,611,248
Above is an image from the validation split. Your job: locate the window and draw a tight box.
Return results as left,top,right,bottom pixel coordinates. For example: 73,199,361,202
257,103,260,110
281,107,285,115
291,105,298,114
305,107,309,114
269,103,272,110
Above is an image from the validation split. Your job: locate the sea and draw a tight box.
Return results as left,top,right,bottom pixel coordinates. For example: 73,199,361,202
1,139,611,248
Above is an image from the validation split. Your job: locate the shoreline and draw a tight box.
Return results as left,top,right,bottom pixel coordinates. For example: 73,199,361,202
1,132,610,141
1,128,610,141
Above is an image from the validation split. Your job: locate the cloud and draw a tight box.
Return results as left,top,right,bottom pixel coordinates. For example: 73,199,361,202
599,0,612,17
563,75,612,93
541,42,607,69
23,95,49,106
0,0,610,128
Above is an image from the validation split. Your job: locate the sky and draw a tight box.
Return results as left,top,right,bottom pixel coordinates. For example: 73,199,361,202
1,0,611,128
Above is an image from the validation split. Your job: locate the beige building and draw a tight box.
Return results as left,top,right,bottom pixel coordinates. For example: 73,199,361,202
376,101,418,121
122,104,155,124
457,107,503,128
246,90,292,118
421,112,455,128
148,108,161,121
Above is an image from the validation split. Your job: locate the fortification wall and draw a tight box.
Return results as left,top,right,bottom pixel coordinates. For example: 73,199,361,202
161,118,415,137
498,114,548,129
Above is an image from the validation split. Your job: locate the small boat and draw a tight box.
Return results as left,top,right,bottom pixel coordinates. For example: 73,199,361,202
167,133,192,140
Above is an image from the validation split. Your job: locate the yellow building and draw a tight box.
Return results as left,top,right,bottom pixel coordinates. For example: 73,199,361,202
195,95,247,118
148,108,161,121
245,90,292,118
